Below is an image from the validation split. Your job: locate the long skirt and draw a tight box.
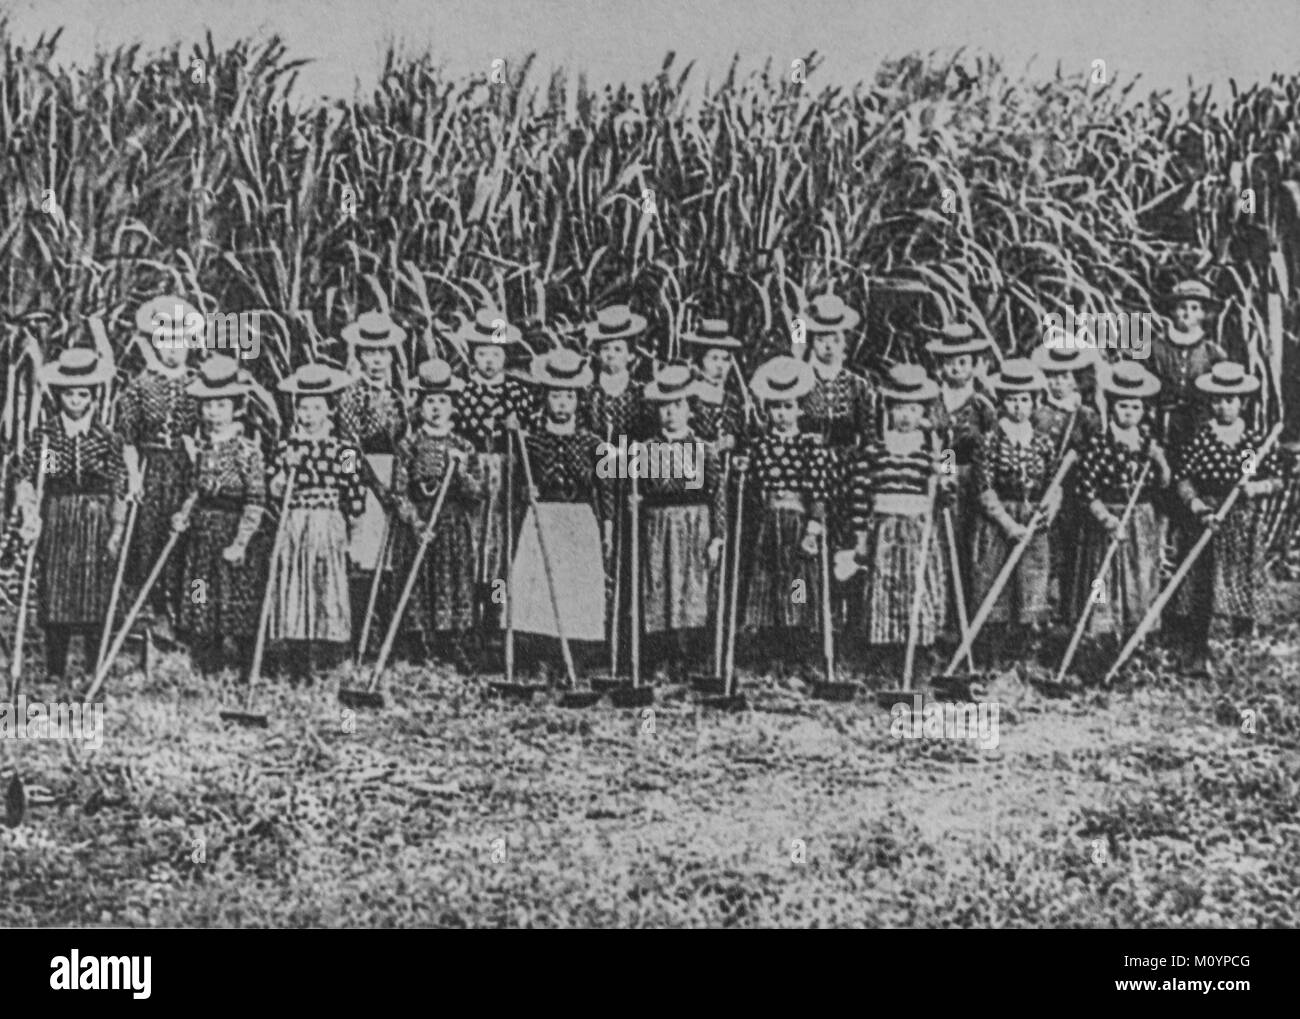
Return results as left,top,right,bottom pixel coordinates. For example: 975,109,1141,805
394,503,478,635
476,452,509,585
177,505,269,640
969,500,1051,625
1171,496,1264,622
642,504,713,634
268,507,351,642
37,493,115,626
348,453,393,573
945,463,975,630
858,511,947,646
509,502,606,641
127,446,189,603
1069,502,1162,636
743,506,821,631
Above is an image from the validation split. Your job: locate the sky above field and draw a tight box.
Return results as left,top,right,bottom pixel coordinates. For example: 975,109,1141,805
4,0,1298,100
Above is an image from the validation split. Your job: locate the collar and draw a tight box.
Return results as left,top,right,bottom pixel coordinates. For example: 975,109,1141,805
293,422,333,441
883,429,923,454
998,418,1033,445
771,426,800,441
209,424,242,445
598,371,630,397
472,371,504,388
941,381,974,413
1167,327,1205,349
695,379,725,405
810,359,843,383
1109,422,1141,449
421,423,454,438
660,427,693,443
61,413,94,438
545,419,576,436
359,372,389,390
1209,418,1246,447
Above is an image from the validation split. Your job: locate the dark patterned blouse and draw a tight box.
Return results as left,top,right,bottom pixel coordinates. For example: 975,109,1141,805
931,387,997,466
689,380,749,445
748,430,832,518
455,375,537,454
1076,428,1162,506
393,430,482,511
972,424,1058,504
1174,424,1280,501
114,368,199,450
637,432,728,540
186,432,267,516
1031,400,1100,456
1149,333,1227,417
524,426,614,521
583,375,649,441
848,432,939,530
22,417,129,503
336,376,408,455
269,432,367,517
800,366,878,450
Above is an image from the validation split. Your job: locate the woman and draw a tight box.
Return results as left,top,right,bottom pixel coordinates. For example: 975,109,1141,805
582,304,650,442
683,318,750,449
115,295,202,638
336,311,409,641
848,364,950,677
969,358,1061,662
1069,362,1170,643
737,356,833,667
637,365,726,678
267,363,367,683
392,359,482,667
1169,362,1284,673
171,356,270,677
16,349,127,684
508,348,612,678
1150,279,1228,450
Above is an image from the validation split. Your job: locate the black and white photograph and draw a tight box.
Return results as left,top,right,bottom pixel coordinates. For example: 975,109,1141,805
0,0,1296,962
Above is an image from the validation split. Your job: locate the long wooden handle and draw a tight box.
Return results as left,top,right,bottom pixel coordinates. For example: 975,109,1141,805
713,454,732,677
97,459,149,675
944,450,1078,675
819,526,835,684
903,472,940,691
1103,423,1282,685
723,466,746,695
504,445,515,684
608,479,622,677
630,458,641,688
354,511,393,666
85,490,199,701
243,469,299,703
1054,460,1153,684
369,463,458,690
942,509,975,672
514,429,577,688
8,435,49,698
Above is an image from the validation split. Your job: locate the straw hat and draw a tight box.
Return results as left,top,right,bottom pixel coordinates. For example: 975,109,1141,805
1031,341,1097,374
681,318,742,350
799,294,861,334
988,358,1047,394
750,356,815,402
880,363,940,403
40,348,115,388
1194,361,1260,396
277,363,351,396
412,358,464,395
1160,279,1222,310
341,311,407,349
643,364,699,403
185,355,252,400
582,304,648,345
456,308,524,346
135,295,204,341
1098,361,1160,400
530,347,594,389
924,322,993,357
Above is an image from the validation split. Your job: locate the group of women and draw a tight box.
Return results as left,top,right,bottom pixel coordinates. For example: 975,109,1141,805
4,279,1289,692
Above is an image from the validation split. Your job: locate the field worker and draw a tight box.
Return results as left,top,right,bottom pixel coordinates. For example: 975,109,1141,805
968,358,1061,664
267,363,367,684
683,318,750,450
170,356,270,678
115,295,202,643
1150,280,1227,451
581,304,651,442
391,359,482,669
16,349,127,685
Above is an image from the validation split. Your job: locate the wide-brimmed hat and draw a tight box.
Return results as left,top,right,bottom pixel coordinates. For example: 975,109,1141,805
681,318,742,350
1031,341,1097,374
799,294,861,335
530,347,594,389
278,363,351,396
750,355,815,402
456,308,524,347
1160,279,1222,310
41,348,115,388
341,311,407,349
988,358,1047,394
583,304,648,345
1194,361,1260,396
1098,361,1161,400
135,295,204,344
924,322,993,357
880,363,940,403
413,358,464,395
643,364,699,403
186,355,252,400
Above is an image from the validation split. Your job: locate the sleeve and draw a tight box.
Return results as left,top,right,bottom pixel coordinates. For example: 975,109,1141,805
267,439,290,487
1075,435,1102,507
107,432,129,532
392,437,417,520
855,377,878,448
806,443,829,524
706,443,727,542
113,381,141,446
591,434,614,524
974,433,1011,525
232,443,267,546
455,440,485,501
1174,434,1204,507
849,447,874,533
338,443,368,519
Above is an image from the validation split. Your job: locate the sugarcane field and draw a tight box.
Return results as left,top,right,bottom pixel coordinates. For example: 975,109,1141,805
2,0,1300,950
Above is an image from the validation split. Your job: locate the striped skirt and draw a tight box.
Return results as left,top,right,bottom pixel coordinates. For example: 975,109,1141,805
969,500,1051,626
268,507,351,643
1068,502,1162,635
127,446,189,596
394,503,478,634
743,505,821,631
857,511,946,646
177,505,269,640
509,502,606,641
1171,497,1264,621
642,504,713,634
37,493,115,626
